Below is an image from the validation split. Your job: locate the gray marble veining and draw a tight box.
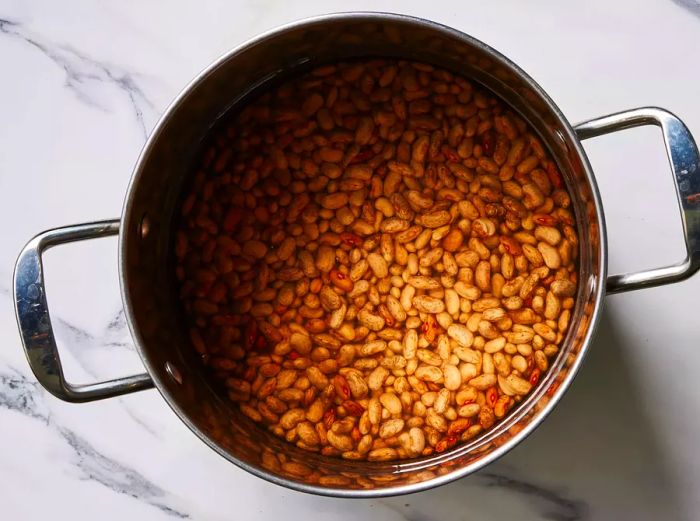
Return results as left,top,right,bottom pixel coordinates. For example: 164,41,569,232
0,367,189,517
0,17,157,138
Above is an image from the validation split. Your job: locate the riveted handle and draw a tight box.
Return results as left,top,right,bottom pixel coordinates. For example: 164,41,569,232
13,220,154,402
575,107,700,293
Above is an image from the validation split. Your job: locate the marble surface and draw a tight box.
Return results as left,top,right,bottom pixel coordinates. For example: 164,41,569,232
2,0,700,519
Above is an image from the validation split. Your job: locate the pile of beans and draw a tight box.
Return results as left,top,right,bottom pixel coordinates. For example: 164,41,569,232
175,59,578,461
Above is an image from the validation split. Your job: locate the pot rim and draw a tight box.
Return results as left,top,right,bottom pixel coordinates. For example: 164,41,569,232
119,11,608,498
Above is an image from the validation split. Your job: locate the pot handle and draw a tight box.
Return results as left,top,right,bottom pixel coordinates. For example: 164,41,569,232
13,220,154,403
575,107,700,293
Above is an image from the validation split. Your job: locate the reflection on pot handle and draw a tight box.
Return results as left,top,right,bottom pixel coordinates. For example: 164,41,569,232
575,107,700,294
13,220,154,402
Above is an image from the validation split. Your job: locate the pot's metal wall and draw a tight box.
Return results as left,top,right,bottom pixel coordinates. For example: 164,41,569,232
119,13,605,496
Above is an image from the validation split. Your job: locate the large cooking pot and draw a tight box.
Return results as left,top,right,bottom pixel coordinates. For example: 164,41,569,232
13,12,700,497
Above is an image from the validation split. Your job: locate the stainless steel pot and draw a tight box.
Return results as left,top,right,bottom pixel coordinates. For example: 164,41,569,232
13,12,700,497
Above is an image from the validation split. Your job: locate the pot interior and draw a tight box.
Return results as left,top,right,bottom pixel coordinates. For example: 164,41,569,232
120,13,604,495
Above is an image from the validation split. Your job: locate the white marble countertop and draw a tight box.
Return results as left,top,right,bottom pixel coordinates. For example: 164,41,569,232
2,0,700,519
